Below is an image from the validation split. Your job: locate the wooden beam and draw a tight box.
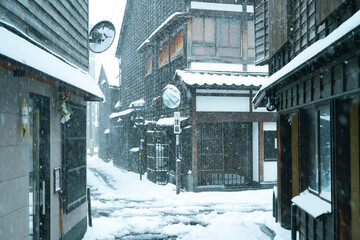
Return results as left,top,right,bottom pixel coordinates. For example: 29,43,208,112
350,99,360,240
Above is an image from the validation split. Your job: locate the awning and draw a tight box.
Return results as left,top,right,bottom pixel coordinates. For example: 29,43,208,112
109,108,134,119
292,189,331,219
174,70,266,87
0,23,104,101
253,10,360,108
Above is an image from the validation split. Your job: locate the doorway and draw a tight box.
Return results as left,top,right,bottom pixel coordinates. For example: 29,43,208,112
29,93,50,240
197,122,252,186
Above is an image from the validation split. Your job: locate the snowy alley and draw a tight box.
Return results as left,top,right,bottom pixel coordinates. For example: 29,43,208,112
83,156,290,240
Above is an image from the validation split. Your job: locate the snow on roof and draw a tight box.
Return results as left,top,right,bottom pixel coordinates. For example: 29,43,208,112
253,10,360,107
156,117,188,127
96,58,120,87
104,129,110,134
0,25,104,100
109,108,134,118
129,99,145,108
292,189,331,219
114,101,121,108
129,147,139,152
175,70,266,87
137,12,190,52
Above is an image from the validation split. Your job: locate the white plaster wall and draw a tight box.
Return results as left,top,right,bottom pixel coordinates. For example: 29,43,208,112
196,96,249,112
264,161,277,182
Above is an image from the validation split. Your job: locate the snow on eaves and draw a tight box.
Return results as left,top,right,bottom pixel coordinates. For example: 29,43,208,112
253,10,360,105
292,189,331,219
137,12,190,52
114,101,121,108
129,99,145,108
109,108,134,119
175,70,266,87
0,24,104,100
156,117,188,127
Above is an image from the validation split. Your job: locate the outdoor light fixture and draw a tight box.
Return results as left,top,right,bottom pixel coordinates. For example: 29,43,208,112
266,97,279,111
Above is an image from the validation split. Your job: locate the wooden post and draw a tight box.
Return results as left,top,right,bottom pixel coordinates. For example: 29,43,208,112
87,187,92,227
176,159,181,195
59,190,64,239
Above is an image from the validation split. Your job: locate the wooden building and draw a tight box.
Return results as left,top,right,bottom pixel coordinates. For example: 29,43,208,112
0,1,103,239
97,65,120,163
115,0,277,191
252,0,360,239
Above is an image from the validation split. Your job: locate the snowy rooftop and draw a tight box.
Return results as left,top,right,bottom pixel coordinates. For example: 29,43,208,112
175,70,266,87
253,10,360,107
129,99,145,108
0,24,104,100
114,101,121,108
292,189,331,219
109,108,134,119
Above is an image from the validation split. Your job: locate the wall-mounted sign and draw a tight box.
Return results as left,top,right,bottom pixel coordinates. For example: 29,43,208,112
54,167,61,192
174,111,181,134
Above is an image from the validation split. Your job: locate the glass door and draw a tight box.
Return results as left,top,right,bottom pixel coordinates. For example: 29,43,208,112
29,94,50,240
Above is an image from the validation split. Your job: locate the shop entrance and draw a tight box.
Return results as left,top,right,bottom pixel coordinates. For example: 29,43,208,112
29,93,50,240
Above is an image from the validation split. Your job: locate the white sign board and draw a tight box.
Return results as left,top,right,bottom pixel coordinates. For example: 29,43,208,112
174,111,181,134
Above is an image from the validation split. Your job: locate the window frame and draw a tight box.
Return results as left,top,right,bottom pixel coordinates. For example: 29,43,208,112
170,26,184,61
302,104,332,202
144,50,152,77
158,35,169,68
191,16,242,58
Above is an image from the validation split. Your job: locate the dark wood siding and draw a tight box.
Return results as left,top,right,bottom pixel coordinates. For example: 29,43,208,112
316,0,343,24
0,0,89,70
268,0,288,58
277,53,360,112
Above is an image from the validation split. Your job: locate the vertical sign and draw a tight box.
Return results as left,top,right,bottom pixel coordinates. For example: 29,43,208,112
174,111,181,134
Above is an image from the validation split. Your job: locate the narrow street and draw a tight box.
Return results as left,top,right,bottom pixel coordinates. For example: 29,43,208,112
83,156,289,240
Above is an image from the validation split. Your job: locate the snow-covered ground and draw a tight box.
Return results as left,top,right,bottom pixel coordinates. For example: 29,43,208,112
83,155,290,240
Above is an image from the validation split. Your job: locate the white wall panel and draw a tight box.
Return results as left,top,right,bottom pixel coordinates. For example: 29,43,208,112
196,96,249,112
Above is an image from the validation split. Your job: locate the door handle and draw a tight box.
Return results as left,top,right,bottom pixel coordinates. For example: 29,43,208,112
40,181,45,215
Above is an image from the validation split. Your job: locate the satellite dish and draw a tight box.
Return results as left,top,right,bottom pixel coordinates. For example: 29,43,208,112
162,84,181,109
89,20,116,53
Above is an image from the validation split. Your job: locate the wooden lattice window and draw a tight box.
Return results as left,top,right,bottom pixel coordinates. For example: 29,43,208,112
291,0,316,55
144,52,152,76
170,27,184,60
158,36,169,68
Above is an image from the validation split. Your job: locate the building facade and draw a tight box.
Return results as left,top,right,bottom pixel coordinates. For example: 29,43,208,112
0,1,103,239
115,0,277,191
252,0,360,239
97,65,120,162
